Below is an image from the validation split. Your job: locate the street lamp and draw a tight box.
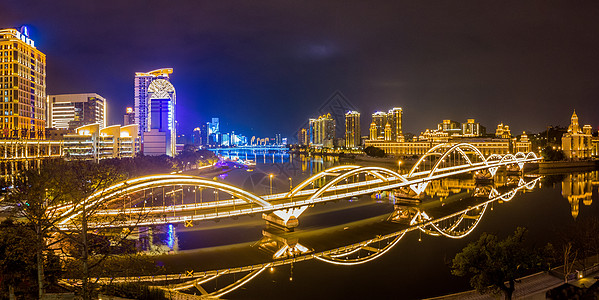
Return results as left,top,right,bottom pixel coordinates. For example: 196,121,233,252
269,174,274,195
398,160,402,173
288,177,293,202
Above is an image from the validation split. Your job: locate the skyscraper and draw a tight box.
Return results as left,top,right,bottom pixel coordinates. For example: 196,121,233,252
388,107,403,142
134,68,176,156
310,114,335,147
48,93,106,130
0,26,46,139
371,111,387,139
370,107,403,141
344,111,360,148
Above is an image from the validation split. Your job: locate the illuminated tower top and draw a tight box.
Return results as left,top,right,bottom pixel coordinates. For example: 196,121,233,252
568,110,580,134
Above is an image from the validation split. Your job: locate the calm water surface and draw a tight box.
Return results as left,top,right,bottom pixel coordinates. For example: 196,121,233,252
148,152,599,299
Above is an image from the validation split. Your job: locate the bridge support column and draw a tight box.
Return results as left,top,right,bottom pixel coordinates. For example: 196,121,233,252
263,206,308,232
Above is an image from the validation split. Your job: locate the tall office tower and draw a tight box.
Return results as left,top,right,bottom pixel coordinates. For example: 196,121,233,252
134,68,176,156
311,114,335,147
134,68,172,136
275,133,282,145
388,107,403,141
371,111,387,139
123,107,135,126
208,117,219,145
0,26,46,139
48,93,106,130
344,111,360,148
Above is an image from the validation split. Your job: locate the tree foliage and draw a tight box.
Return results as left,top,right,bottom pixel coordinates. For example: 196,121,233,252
451,227,554,300
364,146,386,158
541,146,565,161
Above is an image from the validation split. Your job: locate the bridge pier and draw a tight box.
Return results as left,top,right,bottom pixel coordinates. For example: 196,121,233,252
263,213,299,231
257,229,310,259
262,206,308,232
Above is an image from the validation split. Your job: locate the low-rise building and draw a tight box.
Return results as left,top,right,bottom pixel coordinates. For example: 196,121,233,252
63,123,139,161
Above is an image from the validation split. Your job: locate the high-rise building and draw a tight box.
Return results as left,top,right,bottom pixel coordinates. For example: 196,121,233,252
208,118,219,146
344,111,360,148
370,108,403,141
0,26,46,139
123,107,135,126
134,68,176,156
48,93,106,130
310,114,335,147
371,111,387,139
388,107,403,142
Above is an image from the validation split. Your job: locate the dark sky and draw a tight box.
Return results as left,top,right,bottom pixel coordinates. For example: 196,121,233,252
2,1,599,138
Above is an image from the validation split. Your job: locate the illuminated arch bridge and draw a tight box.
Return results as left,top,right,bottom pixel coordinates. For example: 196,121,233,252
75,176,541,299
55,143,540,230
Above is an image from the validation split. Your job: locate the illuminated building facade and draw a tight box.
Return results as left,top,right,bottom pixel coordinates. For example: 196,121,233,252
298,128,308,146
48,93,106,130
389,107,403,142
461,119,485,137
561,111,593,159
369,121,377,140
514,132,532,153
134,68,176,156
310,114,335,147
123,107,135,126
365,139,511,157
561,172,597,219
0,26,46,139
370,108,403,142
208,117,219,146
437,120,461,136
371,111,387,139
495,123,511,138
344,111,360,148
63,123,139,161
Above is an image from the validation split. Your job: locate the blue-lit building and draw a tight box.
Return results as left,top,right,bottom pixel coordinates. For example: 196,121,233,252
134,68,176,156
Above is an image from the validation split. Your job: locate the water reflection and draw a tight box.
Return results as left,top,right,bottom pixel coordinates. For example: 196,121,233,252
562,171,599,219
159,176,541,298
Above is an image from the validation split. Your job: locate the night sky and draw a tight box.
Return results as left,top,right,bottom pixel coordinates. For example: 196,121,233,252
2,1,599,138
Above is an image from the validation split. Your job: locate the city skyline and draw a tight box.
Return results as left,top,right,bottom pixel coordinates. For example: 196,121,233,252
1,1,598,138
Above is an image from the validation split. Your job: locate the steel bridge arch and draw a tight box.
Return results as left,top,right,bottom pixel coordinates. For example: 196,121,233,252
57,174,271,226
308,166,409,201
408,143,488,177
286,165,361,198
418,204,489,239
314,232,407,266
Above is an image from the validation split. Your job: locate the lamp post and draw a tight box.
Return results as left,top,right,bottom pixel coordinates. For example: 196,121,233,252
288,177,293,202
269,174,274,195
398,160,402,173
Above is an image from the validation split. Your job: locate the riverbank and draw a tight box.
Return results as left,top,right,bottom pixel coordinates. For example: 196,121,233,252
428,258,599,299
538,159,598,174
